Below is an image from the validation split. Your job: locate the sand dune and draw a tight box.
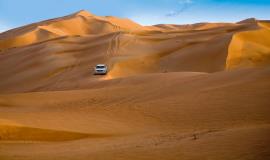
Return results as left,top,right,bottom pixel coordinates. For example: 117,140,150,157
0,68,270,159
0,10,270,160
151,22,236,31
226,21,270,69
0,16,268,93
0,10,142,50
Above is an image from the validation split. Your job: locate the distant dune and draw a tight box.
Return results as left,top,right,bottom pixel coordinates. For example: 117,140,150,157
0,10,142,50
0,10,269,160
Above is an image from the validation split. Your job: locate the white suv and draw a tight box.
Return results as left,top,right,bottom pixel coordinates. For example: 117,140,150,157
94,64,108,75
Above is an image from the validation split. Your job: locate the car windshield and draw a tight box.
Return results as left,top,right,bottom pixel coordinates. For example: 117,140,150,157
96,66,105,69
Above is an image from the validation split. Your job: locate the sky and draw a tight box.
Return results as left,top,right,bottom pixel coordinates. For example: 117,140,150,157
0,0,270,32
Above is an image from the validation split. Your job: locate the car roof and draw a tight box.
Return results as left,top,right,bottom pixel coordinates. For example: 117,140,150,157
96,64,106,66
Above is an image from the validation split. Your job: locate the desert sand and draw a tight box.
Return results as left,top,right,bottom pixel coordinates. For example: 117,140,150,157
0,10,270,160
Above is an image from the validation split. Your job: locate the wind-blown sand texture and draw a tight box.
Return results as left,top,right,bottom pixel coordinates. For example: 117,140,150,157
0,11,270,160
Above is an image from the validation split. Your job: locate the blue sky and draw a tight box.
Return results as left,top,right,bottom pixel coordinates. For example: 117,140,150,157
0,0,270,32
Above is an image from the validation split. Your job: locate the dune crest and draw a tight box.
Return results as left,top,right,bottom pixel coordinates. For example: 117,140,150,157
73,10,94,17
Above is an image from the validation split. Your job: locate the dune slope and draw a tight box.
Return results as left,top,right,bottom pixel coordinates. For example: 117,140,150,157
0,68,270,159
